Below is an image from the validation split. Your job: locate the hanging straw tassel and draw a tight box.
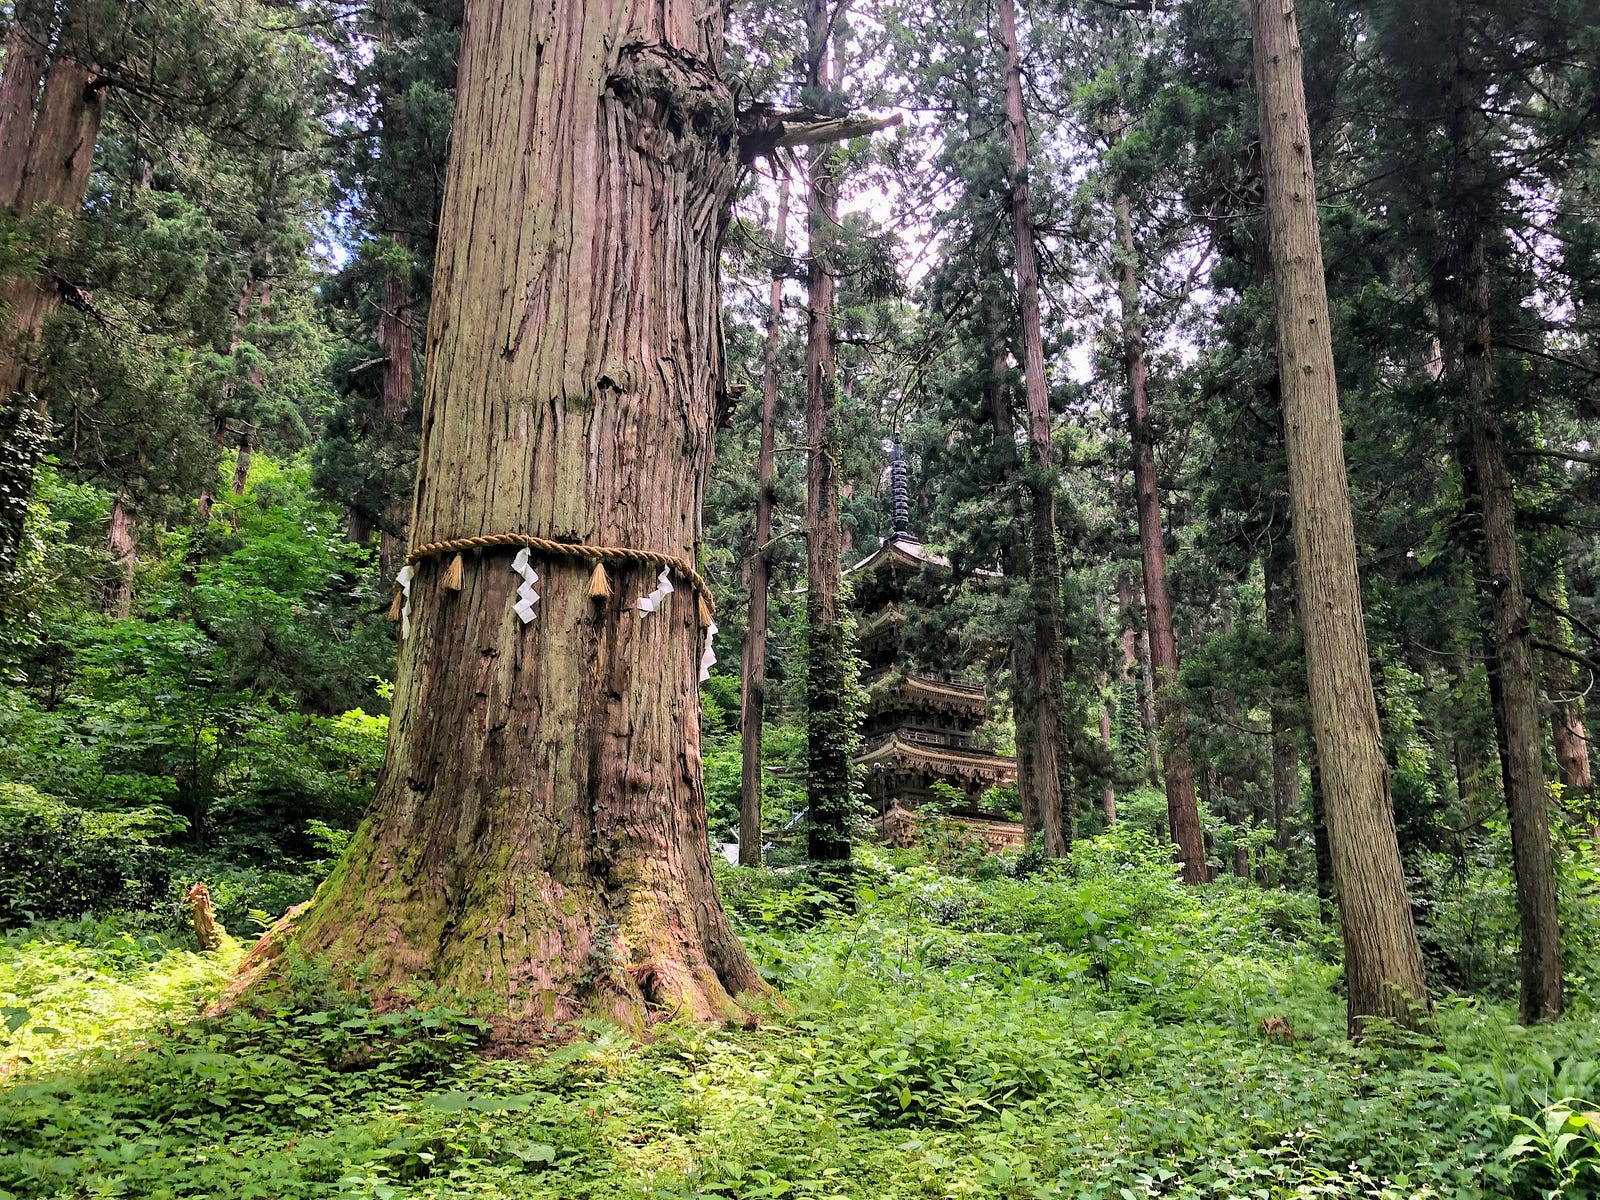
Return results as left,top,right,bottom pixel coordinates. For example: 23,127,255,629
441,553,464,591
698,592,714,629
588,561,612,601
387,584,403,622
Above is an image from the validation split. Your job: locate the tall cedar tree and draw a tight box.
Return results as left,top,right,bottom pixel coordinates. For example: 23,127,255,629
803,0,856,866
996,0,1068,857
1251,0,1431,1036
740,174,791,867
1113,190,1206,881
237,0,764,1033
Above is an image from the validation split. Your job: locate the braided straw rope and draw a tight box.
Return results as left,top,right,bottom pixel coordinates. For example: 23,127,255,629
403,532,715,618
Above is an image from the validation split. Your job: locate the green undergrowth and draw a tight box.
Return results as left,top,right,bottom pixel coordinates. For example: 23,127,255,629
2,832,1599,1199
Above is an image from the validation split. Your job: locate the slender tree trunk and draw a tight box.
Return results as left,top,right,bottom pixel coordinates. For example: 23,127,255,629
1539,581,1592,799
1266,555,1299,856
1455,233,1562,1024
1308,747,1335,924
998,0,1066,857
803,0,854,866
1095,589,1116,824
196,274,254,528
1115,193,1203,881
103,497,136,617
236,0,763,1035
1448,647,1494,820
1119,566,1161,783
378,236,414,579
228,271,272,508
230,430,255,497
0,6,107,569
985,287,1045,838
739,176,790,869
1252,0,1430,1036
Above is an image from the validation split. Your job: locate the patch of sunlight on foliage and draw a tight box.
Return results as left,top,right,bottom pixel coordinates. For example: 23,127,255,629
0,918,238,1079
2,831,1600,1198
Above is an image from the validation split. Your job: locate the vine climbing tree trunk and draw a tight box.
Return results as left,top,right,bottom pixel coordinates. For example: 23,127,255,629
235,0,764,1036
803,0,855,866
739,175,790,869
1252,0,1430,1036
998,0,1067,857
1115,193,1204,882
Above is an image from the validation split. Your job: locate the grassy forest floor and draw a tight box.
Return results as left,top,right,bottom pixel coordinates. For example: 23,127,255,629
1,834,1598,1199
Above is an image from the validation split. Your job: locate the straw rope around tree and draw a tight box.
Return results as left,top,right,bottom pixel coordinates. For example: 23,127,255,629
390,532,716,627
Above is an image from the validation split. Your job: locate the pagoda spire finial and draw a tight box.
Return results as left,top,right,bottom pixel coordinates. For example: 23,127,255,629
889,435,914,540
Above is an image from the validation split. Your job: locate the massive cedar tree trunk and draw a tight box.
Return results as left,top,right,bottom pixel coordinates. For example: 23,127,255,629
238,0,763,1035
997,0,1067,856
1114,193,1204,881
0,0,49,198
803,0,853,865
1252,0,1430,1036
1265,554,1299,856
0,0,107,569
739,176,791,868
1455,231,1562,1023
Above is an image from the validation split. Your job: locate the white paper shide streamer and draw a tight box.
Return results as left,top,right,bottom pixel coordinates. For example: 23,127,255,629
395,564,414,638
699,621,718,682
511,547,540,623
636,568,674,616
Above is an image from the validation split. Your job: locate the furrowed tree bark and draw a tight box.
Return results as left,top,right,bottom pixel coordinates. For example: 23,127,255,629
1456,230,1562,1024
235,0,764,1036
1115,193,1204,882
997,0,1067,857
1252,0,1430,1036
739,174,790,869
803,0,854,866
0,0,49,207
0,1,107,570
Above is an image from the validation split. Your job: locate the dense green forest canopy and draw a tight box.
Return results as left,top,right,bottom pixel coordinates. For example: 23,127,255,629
2,0,1600,1195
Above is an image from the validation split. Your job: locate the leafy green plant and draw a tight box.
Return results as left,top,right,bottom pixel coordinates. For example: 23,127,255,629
1501,1099,1600,1197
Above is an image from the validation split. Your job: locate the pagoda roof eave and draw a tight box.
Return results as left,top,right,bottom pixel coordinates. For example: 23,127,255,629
854,732,1017,783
